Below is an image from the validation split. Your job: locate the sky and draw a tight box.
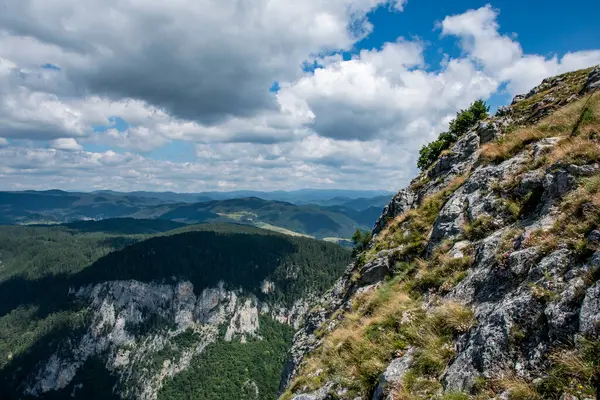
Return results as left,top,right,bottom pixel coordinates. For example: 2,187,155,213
0,0,599,192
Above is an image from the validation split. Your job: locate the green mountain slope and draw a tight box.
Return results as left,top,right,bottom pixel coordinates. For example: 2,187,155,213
156,197,366,238
0,221,350,400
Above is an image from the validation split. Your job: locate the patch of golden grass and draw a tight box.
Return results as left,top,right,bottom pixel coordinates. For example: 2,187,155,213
497,376,541,400
482,91,600,165
544,135,600,166
370,174,468,260
289,268,476,397
431,301,476,334
481,126,549,163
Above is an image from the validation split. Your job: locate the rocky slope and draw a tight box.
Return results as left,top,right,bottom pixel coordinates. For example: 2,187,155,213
26,280,309,400
280,65,600,399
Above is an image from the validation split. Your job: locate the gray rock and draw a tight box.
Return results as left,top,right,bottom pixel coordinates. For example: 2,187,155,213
579,281,600,337
428,185,467,248
541,168,577,208
511,94,526,104
582,65,600,93
430,132,480,178
291,383,335,400
477,121,502,144
532,137,560,160
372,348,415,400
589,230,600,245
506,247,540,277
373,188,417,235
359,253,391,285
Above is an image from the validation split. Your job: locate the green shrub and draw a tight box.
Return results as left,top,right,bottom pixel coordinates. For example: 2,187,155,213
463,215,496,240
449,100,490,136
417,135,454,170
351,229,372,258
418,100,489,170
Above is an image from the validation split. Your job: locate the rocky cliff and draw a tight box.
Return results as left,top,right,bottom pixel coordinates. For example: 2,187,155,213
24,280,309,400
0,225,350,400
280,65,600,400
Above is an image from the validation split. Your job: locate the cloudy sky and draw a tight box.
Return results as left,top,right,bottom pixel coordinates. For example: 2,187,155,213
1,0,599,192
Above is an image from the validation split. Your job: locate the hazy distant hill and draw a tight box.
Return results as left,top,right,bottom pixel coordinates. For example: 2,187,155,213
0,191,172,225
92,189,392,205
153,197,366,238
0,190,388,238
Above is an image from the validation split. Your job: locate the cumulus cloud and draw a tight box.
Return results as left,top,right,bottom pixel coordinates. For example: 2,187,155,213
441,5,600,95
0,3,599,191
0,145,410,192
50,138,83,151
0,0,405,123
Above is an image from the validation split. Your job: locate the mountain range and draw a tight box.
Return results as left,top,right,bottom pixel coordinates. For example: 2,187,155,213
0,189,392,240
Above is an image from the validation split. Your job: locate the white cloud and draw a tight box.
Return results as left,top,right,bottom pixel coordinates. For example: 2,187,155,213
0,3,599,191
51,138,82,151
441,5,600,96
0,0,405,123
0,145,410,192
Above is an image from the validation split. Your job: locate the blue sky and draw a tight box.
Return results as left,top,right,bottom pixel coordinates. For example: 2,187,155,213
0,0,599,191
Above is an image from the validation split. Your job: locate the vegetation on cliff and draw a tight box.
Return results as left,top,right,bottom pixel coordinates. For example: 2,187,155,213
283,66,600,400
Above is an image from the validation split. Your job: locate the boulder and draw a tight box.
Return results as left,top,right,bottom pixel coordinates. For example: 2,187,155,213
372,348,415,400
477,121,502,144
582,65,600,93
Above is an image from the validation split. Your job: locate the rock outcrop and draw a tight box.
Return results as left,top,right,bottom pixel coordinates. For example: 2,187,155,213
281,65,600,400
26,280,310,400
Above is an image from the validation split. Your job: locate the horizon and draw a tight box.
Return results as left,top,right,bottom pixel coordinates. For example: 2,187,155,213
1,0,599,192
2,188,394,195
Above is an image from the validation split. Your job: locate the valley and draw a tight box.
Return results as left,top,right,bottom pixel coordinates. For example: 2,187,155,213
0,222,350,400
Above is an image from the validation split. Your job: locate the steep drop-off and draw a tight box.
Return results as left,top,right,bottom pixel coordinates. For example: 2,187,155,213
0,223,350,400
281,65,600,399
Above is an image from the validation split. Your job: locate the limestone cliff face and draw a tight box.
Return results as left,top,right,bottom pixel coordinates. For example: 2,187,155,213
25,280,310,400
281,66,600,400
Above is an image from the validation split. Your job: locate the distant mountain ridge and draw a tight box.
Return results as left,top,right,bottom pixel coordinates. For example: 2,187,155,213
0,189,392,239
92,188,393,204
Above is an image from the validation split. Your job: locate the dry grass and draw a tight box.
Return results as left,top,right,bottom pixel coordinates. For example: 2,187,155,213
408,246,474,294
287,269,476,397
481,126,549,163
539,339,600,399
462,215,496,240
481,91,600,165
370,174,468,260
544,135,600,166
497,376,541,400
431,301,476,334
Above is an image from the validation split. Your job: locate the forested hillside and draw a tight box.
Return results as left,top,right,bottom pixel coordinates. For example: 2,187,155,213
0,221,350,400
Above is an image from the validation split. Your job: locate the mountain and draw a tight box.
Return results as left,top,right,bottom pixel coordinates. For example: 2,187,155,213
153,197,366,239
338,195,393,211
0,222,350,400
0,191,388,239
0,191,175,225
3,63,598,400
281,66,600,399
90,189,393,205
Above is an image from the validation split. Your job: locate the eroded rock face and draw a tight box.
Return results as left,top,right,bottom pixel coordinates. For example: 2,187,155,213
583,65,600,92
25,280,307,400
372,348,415,400
373,188,417,235
281,66,600,399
